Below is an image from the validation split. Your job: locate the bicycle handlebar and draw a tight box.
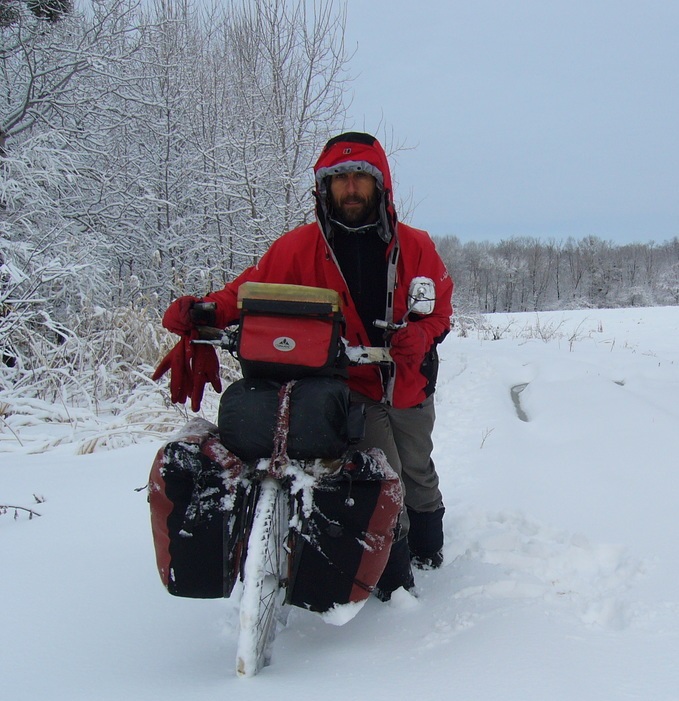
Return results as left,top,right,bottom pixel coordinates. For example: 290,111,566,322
194,325,232,343
192,326,393,365
343,344,392,365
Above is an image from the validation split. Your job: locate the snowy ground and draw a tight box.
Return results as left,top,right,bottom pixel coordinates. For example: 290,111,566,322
3,307,679,700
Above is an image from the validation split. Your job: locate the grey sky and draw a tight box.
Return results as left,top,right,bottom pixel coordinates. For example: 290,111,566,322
343,1,679,244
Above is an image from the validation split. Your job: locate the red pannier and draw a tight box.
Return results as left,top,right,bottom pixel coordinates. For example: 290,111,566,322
235,282,346,380
148,418,248,599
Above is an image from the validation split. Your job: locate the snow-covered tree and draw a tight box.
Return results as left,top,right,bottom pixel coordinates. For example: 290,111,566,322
1,0,351,403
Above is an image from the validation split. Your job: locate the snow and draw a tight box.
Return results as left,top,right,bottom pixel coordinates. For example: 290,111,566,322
3,306,679,699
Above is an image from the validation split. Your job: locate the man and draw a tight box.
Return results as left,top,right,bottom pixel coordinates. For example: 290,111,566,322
154,132,453,600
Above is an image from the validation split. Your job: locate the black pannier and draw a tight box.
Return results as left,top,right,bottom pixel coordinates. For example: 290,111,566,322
148,418,248,599
287,449,402,613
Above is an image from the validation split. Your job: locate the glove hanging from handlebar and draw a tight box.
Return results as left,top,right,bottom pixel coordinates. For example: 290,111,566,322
152,332,222,411
389,323,429,366
190,341,222,411
152,332,195,405
153,294,222,411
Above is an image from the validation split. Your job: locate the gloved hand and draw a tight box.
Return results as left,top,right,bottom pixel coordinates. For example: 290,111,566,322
161,295,201,335
389,323,429,366
153,295,222,411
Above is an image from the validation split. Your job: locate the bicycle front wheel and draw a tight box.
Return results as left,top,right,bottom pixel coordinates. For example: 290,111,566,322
236,477,289,677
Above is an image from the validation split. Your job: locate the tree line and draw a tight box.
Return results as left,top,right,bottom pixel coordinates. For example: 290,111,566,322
435,235,679,314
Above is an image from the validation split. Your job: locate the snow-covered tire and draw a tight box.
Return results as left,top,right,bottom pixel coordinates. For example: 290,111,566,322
236,477,288,677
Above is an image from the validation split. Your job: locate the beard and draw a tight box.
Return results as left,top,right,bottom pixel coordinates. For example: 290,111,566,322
330,191,380,228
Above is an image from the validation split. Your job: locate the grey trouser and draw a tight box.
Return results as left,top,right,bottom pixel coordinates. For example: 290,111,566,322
351,392,444,539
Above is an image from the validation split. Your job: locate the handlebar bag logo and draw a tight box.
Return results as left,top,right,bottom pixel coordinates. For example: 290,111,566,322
273,336,296,352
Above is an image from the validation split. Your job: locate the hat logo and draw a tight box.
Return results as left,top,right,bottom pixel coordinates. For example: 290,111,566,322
343,148,352,154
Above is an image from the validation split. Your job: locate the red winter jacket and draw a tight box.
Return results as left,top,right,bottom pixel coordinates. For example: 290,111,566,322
206,133,453,409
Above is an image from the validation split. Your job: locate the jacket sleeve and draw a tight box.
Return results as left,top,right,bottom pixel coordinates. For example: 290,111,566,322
405,234,454,349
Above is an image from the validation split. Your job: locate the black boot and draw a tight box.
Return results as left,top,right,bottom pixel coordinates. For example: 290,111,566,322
373,537,415,602
407,506,445,569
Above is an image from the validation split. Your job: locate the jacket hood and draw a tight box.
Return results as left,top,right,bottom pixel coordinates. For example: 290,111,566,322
313,132,398,243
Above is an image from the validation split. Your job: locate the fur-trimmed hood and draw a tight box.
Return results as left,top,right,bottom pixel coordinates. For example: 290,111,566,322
313,132,398,244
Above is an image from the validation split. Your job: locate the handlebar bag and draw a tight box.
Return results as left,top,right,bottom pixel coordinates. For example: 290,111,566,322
236,282,346,380
148,418,248,598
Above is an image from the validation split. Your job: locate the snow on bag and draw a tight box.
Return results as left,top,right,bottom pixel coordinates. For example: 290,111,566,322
148,418,248,598
149,423,401,610
287,449,402,613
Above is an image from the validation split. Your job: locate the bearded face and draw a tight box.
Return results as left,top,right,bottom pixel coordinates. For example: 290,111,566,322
328,171,380,228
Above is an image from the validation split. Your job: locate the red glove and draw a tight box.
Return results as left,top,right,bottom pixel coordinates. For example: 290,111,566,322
152,333,195,405
161,295,200,335
152,333,222,411
389,323,429,366
190,343,222,412
153,294,222,411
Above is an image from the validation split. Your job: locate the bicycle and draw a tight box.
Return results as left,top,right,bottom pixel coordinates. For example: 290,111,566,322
150,280,435,676
193,325,396,676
